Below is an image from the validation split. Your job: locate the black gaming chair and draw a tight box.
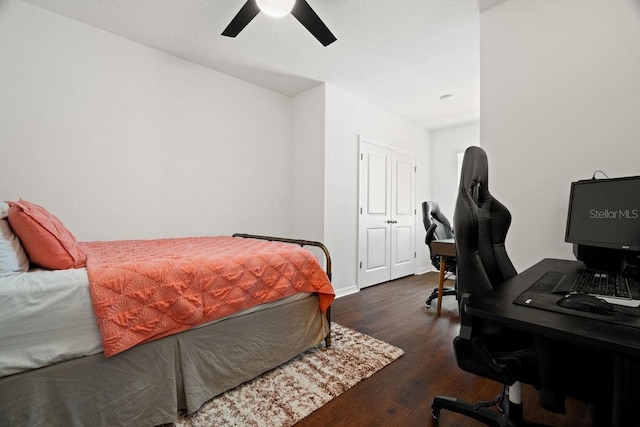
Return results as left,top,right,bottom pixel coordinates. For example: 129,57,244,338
431,147,615,425
422,201,456,307
431,147,540,425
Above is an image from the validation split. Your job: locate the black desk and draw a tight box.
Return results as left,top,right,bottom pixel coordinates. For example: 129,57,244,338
467,258,640,426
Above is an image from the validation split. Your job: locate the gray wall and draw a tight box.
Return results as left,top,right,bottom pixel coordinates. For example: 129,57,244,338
480,0,640,271
430,121,480,222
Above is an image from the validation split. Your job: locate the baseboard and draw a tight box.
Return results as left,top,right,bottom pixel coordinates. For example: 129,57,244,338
334,285,359,299
334,269,445,299
415,266,437,275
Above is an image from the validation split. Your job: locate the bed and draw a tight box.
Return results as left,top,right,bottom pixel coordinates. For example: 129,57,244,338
0,200,334,427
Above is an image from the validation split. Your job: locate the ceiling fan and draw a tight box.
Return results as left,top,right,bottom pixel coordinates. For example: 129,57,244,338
222,0,337,47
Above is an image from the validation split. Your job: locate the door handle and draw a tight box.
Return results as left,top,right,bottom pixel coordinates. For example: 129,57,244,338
386,220,398,224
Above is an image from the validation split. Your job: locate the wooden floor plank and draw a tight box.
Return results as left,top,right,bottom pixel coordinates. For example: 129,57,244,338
295,273,592,427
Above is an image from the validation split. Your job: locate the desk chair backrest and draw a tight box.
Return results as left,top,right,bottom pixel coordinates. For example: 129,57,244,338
422,201,454,244
454,146,517,297
422,201,455,271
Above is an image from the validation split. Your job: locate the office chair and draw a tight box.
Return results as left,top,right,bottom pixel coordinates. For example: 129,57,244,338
422,201,456,307
431,146,540,426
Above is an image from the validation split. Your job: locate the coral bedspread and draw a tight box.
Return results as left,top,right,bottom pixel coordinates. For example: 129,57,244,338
80,236,334,357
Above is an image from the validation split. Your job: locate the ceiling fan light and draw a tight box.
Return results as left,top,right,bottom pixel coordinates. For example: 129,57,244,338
256,0,295,18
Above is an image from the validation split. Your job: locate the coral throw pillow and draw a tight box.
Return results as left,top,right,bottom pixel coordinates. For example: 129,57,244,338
7,199,86,270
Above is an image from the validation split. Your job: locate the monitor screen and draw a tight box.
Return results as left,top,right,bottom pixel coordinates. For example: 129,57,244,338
565,176,640,252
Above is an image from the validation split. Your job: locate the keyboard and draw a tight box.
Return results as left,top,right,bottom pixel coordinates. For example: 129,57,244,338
552,270,640,307
572,271,630,298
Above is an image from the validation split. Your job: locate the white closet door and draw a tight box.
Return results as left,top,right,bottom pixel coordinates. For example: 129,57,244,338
358,139,415,289
390,151,416,280
358,142,392,288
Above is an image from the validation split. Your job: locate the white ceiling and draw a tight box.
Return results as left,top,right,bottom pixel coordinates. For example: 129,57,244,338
22,0,487,130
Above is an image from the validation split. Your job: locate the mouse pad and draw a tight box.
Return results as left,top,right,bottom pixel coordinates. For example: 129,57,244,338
513,271,640,328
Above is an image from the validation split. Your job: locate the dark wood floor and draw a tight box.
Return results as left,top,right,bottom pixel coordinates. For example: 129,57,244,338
295,273,592,427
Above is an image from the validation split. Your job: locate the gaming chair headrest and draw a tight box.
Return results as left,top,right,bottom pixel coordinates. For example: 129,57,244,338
459,146,490,206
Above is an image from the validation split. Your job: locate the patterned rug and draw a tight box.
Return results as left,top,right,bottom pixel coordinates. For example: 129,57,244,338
174,323,404,427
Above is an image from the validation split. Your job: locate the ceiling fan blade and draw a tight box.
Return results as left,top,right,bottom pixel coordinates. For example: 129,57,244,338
291,0,337,46
221,0,261,38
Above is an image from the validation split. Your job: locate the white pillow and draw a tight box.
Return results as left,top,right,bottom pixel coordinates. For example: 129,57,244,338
0,218,29,276
0,202,8,219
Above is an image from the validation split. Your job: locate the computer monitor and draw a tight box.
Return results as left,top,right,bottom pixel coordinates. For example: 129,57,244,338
565,175,640,273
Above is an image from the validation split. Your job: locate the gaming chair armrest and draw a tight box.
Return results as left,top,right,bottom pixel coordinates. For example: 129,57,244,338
425,223,437,246
454,293,517,385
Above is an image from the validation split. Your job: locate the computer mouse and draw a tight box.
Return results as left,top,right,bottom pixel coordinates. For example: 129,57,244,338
557,293,613,314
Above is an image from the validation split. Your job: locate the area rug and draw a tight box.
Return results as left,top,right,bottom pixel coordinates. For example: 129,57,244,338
174,323,404,427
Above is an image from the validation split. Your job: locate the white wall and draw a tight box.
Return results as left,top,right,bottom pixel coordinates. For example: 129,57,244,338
0,0,293,242
324,84,432,294
290,85,325,242
414,127,433,274
430,121,479,221
0,1,434,298
290,85,326,266
480,0,640,271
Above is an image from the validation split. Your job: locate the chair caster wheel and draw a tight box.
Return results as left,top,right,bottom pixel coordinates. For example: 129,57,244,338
431,405,440,420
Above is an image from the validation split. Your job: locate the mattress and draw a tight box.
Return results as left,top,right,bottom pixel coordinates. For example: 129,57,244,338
0,268,311,378
0,268,101,377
